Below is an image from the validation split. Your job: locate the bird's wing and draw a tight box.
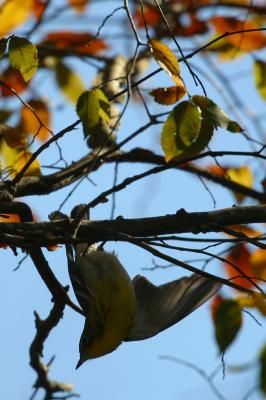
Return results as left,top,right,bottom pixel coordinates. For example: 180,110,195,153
66,243,97,314
125,274,220,341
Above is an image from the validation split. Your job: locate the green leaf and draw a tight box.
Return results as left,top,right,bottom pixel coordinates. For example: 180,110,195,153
193,95,243,133
161,101,201,162
0,38,7,58
8,36,38,81
76,89,110,137
214,299,242,353
259,343,266,394
254,60,266,102
55,61,85,104
94,88,110,124
186,112,214,156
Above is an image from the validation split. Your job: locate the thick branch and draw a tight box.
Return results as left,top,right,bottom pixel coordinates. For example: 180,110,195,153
6,148,266,203
0,205,266,246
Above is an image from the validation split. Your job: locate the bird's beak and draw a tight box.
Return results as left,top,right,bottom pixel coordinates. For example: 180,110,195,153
76,358,84,369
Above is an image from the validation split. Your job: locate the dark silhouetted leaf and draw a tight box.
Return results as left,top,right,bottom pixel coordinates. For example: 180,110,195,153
193,95,243,132
214,299,242,353
161,101,201,161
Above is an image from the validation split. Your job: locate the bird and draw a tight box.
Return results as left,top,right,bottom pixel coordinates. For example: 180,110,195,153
66,205,221,368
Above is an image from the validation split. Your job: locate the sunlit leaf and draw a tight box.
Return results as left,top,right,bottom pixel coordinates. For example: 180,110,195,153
224,245,257,289
20,99,51,142
0,124,27,148
0,213,20,222
205,36,245,61
161,101,201,162
254,60,266,102
149,39,181,85
214,299,242,353
259,344,266,394
0,0,33,36
226,225,262,238
211,16,266,51
250,248,266,282
76,89,110,136
13,150,41,177
227,166,253,202
68,0,90,13
237,292,266,317
193,95,243,132
149,84,186,105
55,61,85,104
9,36,38,81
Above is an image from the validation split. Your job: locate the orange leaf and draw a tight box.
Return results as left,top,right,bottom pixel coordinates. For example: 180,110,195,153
149,84,186,105
33,0,46,21
134,6,161,28
20,99,51,142
0,213,21,222
206,164,226,176
46,243,60,251
225,245,258,289
1,68,28,97
68,0,89,13
0,213,21,249
41,31,108,55
226,225,262,238
226,166,253,202
250,249,266,281
211,16,266,51
174,13,208,37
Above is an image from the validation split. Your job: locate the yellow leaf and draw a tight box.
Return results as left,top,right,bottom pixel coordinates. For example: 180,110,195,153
226,225,262,238
20,99,51,142
237,293,266,316
1,139,20,176
149,39,181,85
0,0,33,36
227,166,253,202
13,150,41,177
55,61,86,104
250,249,266,281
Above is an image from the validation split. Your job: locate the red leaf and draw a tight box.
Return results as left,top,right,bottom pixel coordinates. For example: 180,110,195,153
134,6,161,28
224,245,258,289
1,68,28,97
41,31,109,54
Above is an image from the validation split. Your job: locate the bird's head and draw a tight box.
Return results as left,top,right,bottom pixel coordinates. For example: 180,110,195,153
76,318,124,368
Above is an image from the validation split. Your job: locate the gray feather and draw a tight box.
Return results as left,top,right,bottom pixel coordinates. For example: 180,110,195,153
125,274,220,341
